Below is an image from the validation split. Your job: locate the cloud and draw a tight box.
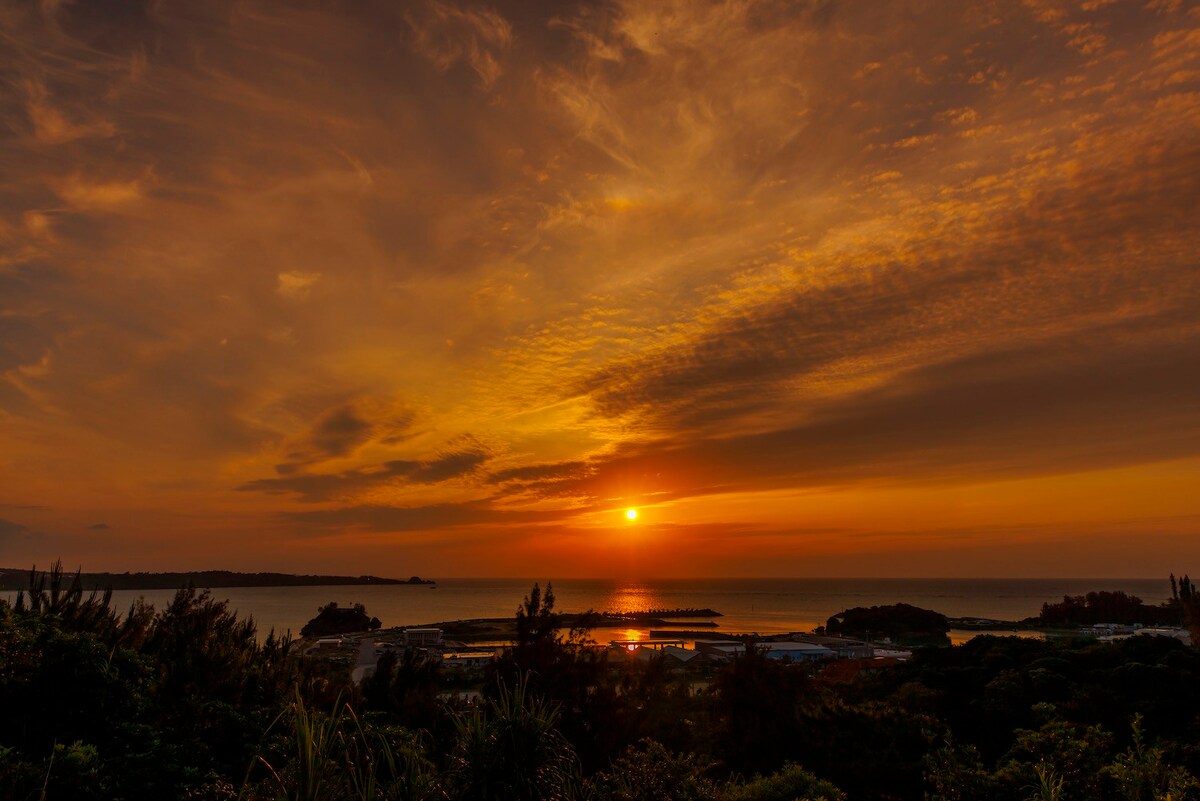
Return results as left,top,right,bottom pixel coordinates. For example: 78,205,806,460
268,402,423,477
284,499,577,534
0,518,36,546
542,330,1200,507
309,406,373,458
403,0,513,89
240,443,492,502
487,461,590,484
23,80,116,144
561,76,1200,442
53,174,146,210
276,271,320,298
1,0,1198,573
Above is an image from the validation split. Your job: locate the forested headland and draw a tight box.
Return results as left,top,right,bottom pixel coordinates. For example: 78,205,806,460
2,567,1198,801
0,566,433,591
1030,579,1197,628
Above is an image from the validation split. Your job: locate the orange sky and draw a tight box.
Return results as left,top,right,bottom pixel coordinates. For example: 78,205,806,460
1,0,1198,578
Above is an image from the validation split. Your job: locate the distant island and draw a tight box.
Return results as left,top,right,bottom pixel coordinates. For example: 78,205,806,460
824,602,951,646
301,601,382,636
0,567,434,592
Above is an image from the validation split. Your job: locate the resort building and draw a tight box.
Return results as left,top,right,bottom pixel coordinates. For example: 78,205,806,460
403,627,444,647
610,638,685,652
693,640,836,662
790,634,873,659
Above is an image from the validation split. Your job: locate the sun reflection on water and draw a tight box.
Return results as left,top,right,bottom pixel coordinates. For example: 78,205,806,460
600,583,665,615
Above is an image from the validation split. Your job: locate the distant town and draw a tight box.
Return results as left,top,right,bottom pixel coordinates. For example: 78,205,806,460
300,588,1195,690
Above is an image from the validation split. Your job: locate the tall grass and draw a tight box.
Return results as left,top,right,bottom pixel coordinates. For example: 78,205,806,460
1028,763,1065,801
250,687,443,801
256,688,345,801
448,676,579,801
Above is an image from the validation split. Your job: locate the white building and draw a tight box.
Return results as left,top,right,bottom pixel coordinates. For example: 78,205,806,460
403,627,444,647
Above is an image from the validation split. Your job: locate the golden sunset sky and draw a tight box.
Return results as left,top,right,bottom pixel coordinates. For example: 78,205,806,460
1,0,1198,577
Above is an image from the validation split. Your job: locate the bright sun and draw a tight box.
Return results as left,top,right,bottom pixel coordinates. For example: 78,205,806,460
625,508,638,521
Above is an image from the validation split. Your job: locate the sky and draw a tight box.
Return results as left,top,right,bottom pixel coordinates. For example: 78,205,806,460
1,0,1198,578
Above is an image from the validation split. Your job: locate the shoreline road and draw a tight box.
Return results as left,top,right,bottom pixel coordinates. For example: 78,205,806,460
351,636,379,684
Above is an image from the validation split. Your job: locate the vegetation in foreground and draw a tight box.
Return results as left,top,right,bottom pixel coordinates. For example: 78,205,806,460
1,565,1199,801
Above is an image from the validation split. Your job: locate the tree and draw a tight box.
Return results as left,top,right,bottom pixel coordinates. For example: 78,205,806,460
1170,574,1200,644
361,649,444,733
710,643,810,776
589,739,717,801
719,763,844,801
500,581,600,693
516,583,558,648
1037,591,1170,627
1104,715,1200,801
825,603,950,646
994,719,1113,801
300,602,381,636
924,734,1001,801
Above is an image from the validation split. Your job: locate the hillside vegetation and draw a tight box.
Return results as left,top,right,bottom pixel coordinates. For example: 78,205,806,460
1,567,1198,801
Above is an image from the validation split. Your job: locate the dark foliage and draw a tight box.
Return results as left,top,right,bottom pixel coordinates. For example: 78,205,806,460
826,603,950,646
362,648,446,735
0,562,310,800
709,644,812,776
1036,590,1182,627
589,739,717,801
300,601,383,636
3,570,1199,801
1172,574,1200,644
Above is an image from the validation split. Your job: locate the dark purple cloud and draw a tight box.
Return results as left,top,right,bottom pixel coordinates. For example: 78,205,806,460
240,444,492,502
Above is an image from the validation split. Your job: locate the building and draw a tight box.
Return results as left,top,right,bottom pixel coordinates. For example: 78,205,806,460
442,652,494,670
871,647,913,660
610,638,685,653
791,634,873,659
403,627,444,647
693,640,835,663
759,642,835,662
694,640,745,660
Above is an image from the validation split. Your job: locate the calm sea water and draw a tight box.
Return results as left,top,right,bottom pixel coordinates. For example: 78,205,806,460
1,578,1172,643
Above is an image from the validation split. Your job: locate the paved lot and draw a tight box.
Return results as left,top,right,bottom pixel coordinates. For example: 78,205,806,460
351,636,379,684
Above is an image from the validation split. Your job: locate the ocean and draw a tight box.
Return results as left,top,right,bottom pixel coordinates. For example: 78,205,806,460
1,577,1174,644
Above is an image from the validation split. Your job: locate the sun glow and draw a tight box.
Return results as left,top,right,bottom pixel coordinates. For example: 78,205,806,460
625,508,638,521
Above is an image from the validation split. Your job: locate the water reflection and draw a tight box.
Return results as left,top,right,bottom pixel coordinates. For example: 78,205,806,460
599,582,665,614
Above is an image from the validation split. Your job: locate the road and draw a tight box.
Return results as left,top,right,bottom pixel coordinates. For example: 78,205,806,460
350,636,379,684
